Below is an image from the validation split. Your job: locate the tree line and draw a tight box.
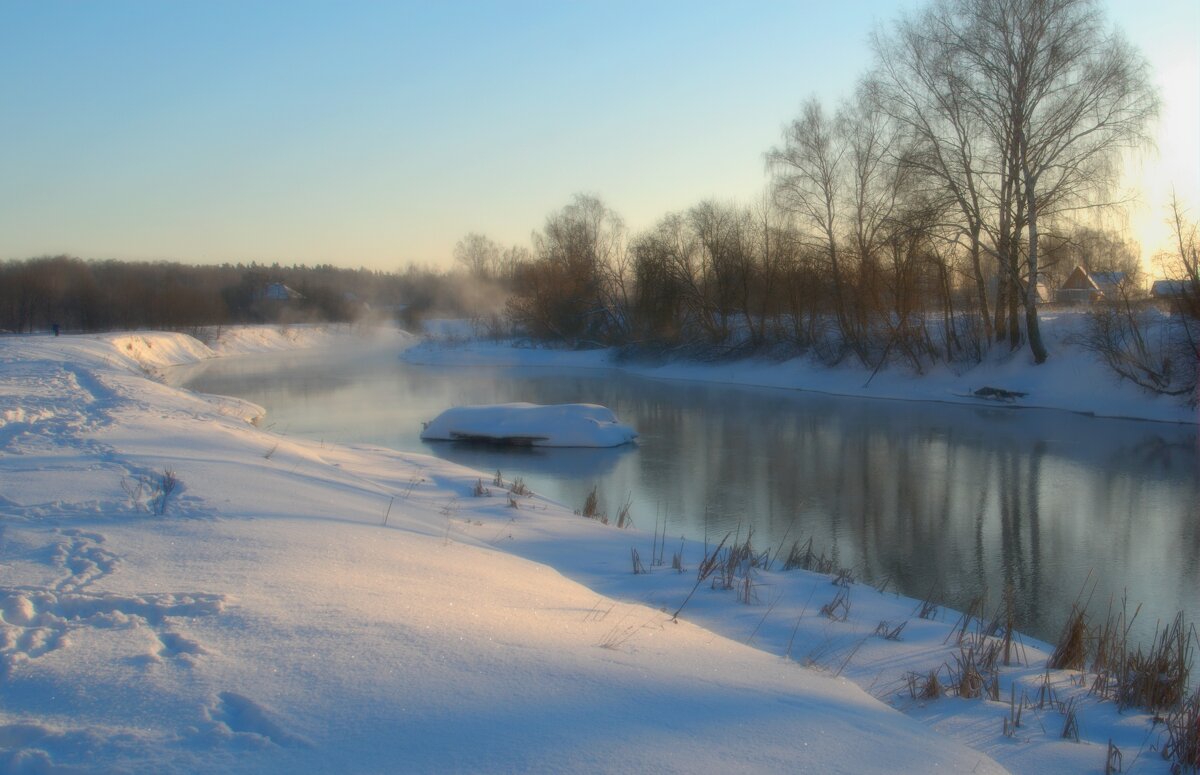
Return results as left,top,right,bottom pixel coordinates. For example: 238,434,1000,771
496,0,1181,374
0,256,491,335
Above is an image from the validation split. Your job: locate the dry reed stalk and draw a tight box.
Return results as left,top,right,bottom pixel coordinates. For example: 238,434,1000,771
1119,612,1193,711
630,547,646,574
580,485,599,519
615,497,633,529
1060,698,1080,742
1049,605,1089,671
820,587,850,622
1002,684,1023,738
874,620,906,641
1104,740,1122,775
1162,688,1199,772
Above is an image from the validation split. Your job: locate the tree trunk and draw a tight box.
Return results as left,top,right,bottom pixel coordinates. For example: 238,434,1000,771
969,225,992,343
1023,173,1049,364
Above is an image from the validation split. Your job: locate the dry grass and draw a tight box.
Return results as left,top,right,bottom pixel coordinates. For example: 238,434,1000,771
672,534,731,621
997,585,1021,667
915,586,940,620
736,574,758,605
949,645,999,700
1082,599,1194,716
1119,612,1194,711
472,478,490,497
630,547,647,574
1104,740,1123,775
598,615,643,651
781,538,814,571
1033,667,1058,709
1002,684,1023,738
1060,698,1080,742
779,536,854,582
874,620,906,641
122,467,180,515
906,669,943,700
580,485,600,520
155,468,178,515
945,596,985,646
921,669,943,700
820,587,850,622
1162,688,1199,773
508,477,531,497
615,497,633,529
696,534,730,583
693,530,772,598
1048,604,1089,671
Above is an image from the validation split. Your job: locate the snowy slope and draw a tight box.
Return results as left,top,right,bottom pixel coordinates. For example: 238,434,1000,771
0,327,1183,773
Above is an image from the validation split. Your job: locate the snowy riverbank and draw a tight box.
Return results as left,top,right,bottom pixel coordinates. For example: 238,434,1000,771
0,326,1187,773
406,312,1199,426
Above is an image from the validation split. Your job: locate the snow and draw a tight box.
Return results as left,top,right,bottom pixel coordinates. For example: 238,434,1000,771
420,403,638,447
403,312,1198,426
0,324,1187,773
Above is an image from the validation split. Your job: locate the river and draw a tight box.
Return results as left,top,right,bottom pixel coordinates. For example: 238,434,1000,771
166,343,1200,650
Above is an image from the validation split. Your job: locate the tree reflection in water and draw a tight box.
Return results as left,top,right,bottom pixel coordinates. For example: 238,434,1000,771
174,350,1199,650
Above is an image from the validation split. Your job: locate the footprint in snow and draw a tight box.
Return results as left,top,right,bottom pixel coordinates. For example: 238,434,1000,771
199,692,311,749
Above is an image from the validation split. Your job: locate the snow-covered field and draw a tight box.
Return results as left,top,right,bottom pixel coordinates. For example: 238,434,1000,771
0,325,1188,773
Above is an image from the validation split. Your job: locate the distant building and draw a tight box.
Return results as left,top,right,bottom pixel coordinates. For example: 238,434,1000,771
255,282,304,302
1150,279,1192,299
987,275,1053,304
1033,275,1053,304
1056,265,1128,304
1090,271,1128,296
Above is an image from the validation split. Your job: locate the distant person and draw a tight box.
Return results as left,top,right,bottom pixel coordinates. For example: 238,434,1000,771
52,323,60,337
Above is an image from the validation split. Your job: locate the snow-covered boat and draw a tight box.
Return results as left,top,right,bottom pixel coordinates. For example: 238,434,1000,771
420,402,638,448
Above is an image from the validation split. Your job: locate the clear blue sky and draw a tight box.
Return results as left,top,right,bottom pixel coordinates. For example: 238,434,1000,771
1,0,1195,270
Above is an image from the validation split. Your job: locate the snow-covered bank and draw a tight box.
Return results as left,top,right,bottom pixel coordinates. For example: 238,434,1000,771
404,312,1199,425
0,328,1186,773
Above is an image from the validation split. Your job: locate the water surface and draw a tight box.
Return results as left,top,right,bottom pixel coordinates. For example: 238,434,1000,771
168,345,1200,648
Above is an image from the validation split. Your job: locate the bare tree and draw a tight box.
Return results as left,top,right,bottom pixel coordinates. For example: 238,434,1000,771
1160,193,1200,293
768,98,856,359
453,233,501,278
508,194,629,345
874,0,1157,364
961,0,1159,362
872,13,995,342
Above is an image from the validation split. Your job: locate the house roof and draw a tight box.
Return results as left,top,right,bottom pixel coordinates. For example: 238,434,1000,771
1060,265,1100,291
262,282,304,301
1151,279,1190,297
1090,271,1127,289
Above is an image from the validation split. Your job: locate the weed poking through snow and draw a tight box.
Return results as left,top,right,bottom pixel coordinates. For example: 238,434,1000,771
121,467,179,515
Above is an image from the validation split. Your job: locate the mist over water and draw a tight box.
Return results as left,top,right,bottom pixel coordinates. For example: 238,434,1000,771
169,346,1200,650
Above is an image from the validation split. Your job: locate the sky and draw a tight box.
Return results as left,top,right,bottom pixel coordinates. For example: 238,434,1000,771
0,0,1196,272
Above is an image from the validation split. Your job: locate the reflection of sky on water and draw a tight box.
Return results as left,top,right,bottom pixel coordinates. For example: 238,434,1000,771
170,348,1200,649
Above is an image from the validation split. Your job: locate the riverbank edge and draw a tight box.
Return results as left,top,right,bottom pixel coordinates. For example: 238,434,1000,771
403,313,1199,426
3,324,1185,773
